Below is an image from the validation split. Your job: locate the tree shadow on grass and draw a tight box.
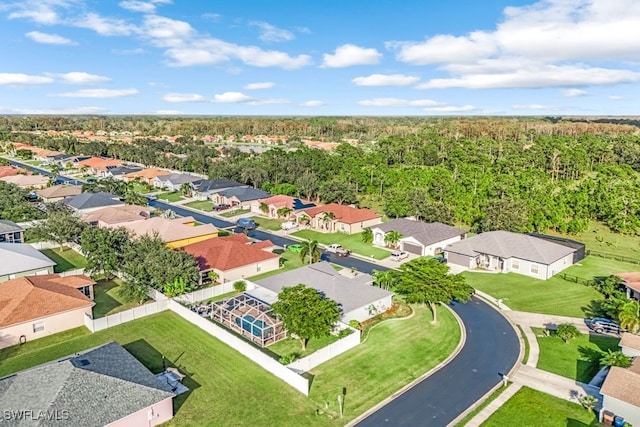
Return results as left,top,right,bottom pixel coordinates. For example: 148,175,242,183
577,346,603,384
124,339,201,415
566,417,591,427
581,299,607,319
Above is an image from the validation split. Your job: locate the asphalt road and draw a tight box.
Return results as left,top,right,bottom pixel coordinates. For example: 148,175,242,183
356,297,520,427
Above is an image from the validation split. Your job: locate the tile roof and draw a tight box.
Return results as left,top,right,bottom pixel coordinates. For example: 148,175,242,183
181,234,278,271
0,165,24,178
0,219,23,234
0,243,56,276
109,217,217,243
372,219,466,246
123,168,170,180
298,203,381,224
444,230,576,265
82,205,150,226
0,274,94,328
216,187,271,202
74,157,122,171
616,272,640,293
619,332,640,352
256,195,315,210
63,192,124,211
600,363,640,407
0,342,174,427
35,185,83,199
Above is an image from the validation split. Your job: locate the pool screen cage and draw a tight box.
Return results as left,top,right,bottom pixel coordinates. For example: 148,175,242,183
209,293,286,347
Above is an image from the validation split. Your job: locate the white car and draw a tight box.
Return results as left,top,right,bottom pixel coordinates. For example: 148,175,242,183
391,251,409,261
325,244,350,257
280,221,298,230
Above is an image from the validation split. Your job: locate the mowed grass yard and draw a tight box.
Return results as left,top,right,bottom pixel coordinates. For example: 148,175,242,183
533,328,620,383
462,255,640,317
549,220,640,260
292,229,392,260
249,215,284,231
92,278,149,318
0,312,333,427
184,199,214,212
157,191,184,202
40,248,87,273
481,387,598,427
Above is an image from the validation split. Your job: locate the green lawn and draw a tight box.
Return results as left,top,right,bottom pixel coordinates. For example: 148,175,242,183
40,248,88,273
534,328,620,383
247,250,307,281
157,191,184,202
268,333,340,359
457,383,513,426
291,229,392,260
481,387,598,427
220,208,251,217
0,312,333,427
562,255,640,280
92,278,148,318
132,182,153,194
184,200,214,212
549,220,640,260
309,304,461,421
249,215,284,231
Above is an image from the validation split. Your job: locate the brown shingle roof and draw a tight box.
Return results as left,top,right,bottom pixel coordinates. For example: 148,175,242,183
123,168,170,180
620,332,640,352
0,274,94,328
82,205,150,226
36,185,83,199
298,203,381,224
108,217,217,243
616,272,640,293
601,364,640,407
182,234,278,272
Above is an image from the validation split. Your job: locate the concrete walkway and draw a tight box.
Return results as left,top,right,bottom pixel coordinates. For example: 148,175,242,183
511,365,601,403
463,383,523,427
505,311,591,334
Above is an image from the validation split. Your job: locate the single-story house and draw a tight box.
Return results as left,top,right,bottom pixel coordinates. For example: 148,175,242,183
369,218,466,256
0,243,56,282
153,173,202,192
527,233,586,264
444,230,576,279
74,157,122,175
0,165,26,178
123,168,171,185
35,184,83,203
63,192,125,214
190,178,247,199
615,272,640,301
108,216,218,248
252,262,394,322
619,332,640,357
33,149,63,162
82,205,151,227
0,274,95,348
294,203,382,234
0,342,175,426
0,219,24,244
46,153,74,165
211,187,272,208
250,195,316,218
182,234,279,284
599,358,640,427
0,174,49,189
104,165,143,180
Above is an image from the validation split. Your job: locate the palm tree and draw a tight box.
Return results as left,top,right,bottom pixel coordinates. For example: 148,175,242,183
618,300,640,333
322,212,335,231
300,239,321,264
384,230,403,249
207,270,219,284
361,228,373,244
259,202,269,216
373,270,398,290
180,182,192,197
276,206,292,218
599,349,632,368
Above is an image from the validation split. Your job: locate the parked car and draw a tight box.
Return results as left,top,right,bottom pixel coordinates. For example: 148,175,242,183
391,251,409,262
287,244,303,253
236,217,257,230
325,244,350,257
588,318,625,334
214,203,231,211
281,221,298,230
434,255,447,263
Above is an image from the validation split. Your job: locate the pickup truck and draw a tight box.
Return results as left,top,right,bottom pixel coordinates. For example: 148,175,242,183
325,244,350,257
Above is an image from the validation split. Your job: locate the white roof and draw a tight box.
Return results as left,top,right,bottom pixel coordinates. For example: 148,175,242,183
0,243,56,276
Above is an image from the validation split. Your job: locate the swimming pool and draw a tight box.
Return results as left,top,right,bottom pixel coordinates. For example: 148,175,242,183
235,314,270,337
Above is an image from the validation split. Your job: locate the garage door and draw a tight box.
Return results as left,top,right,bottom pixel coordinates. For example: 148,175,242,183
402,242,423,255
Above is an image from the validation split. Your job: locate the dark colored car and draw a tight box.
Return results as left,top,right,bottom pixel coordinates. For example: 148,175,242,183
214,203,231,211
236,217,257,230
588,317,625,335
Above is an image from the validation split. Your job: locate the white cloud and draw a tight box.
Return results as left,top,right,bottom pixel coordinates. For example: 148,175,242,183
321,44,381,68
0,73,54,85
56,72,111,84
387,32,496,65
244,82,275,90
154,109,182,115
54,88,139,98
73,13,138,36
13,106,107,114
119,1,156,13
250,21,294,43
358,98,441,108
424,105,476,112
352,73,419,87
609,95,623,100
213,92,252,103
6,0,70,24
163,93,205,102
112,48,146,55
300,100,324,107
512,104,563,111
247,99,290,106
563,88,588,97
25,31,75,45
142,15,194,47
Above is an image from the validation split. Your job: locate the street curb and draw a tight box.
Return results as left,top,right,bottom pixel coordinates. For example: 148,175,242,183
346,303,467,427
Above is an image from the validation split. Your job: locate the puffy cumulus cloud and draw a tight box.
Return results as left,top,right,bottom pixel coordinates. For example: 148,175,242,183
25,31,75,45
392,0,640,90
563,88,588,97
141,15,194,47
0,73,54,85
358,98,441,108
321,44,381,68
244,82,275,90
300,100,324,107
512,104,563,110
55,72,111,84
119,1,157,13
213,92,252,103
6,0,72,24
72,13,138,36
250,21,294,43
54,88,139,98
12,106,108,114
162,93,205,102
352,73,419,87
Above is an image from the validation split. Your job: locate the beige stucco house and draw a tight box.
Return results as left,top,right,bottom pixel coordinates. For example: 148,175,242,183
294,203,382,235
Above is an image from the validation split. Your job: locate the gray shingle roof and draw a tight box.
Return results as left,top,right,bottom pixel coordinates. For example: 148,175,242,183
444,230,576,264
105,166,142,176
0,342,175,427
0,243,56,276
0,219,23,234
155,173,202,185
63,192,123,211
254,262,392,316
372,219,465,246
193,178,246,193
216,187,271,202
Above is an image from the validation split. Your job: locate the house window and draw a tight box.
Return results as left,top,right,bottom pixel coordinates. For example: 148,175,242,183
33,322,45,333
530,264,539,275
511,260,519,270
78,286,91,298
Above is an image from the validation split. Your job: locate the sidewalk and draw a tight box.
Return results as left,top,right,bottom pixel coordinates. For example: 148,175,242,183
511,365,601,403
463,383,523,427
505,311,591,334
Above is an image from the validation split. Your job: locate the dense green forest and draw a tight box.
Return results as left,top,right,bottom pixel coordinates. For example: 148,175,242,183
2,116,640,235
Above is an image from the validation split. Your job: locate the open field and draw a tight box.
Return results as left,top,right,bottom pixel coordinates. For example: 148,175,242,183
291,229,392,260
40,248,87,273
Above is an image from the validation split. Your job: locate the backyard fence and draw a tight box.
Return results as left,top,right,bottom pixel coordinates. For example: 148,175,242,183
287,325,361,374
173,281,241,305
84,300,169,332
586,250,640,266
168,299,310,395
557,272,595,286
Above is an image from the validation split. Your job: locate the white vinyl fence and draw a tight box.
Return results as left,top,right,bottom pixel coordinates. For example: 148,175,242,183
84,299,169,332
173,282,237,305
287,325,361,374
168,299,310,395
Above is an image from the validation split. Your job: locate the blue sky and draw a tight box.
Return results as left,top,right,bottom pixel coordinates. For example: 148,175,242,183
0,0,638,116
